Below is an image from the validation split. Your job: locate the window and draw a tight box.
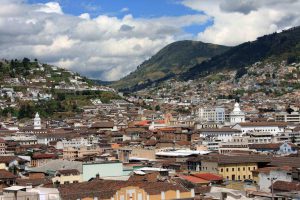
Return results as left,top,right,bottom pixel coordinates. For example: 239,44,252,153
248,167,251,170
232,168,234,172
221,168,223,172
238,168,240,171
226,168,229,172
243,167,245,171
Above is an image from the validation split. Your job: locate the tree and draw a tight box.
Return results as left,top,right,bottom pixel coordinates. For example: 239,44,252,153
155,105,161,111
286,106,294,114
291,134,296,144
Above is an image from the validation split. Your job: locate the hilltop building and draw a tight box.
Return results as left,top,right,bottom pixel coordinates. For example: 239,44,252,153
230,102,245,124
34,113,41,130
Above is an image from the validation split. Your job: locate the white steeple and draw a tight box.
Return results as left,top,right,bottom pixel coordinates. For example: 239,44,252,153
230,102,245,124
34,112,41,129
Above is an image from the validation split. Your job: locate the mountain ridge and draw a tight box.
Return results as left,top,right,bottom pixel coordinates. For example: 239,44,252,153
111,40,230,91
181,27,300,80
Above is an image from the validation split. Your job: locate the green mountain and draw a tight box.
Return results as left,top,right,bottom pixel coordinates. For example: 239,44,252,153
0,58,120,119
111,40,230,91
181,26,300,80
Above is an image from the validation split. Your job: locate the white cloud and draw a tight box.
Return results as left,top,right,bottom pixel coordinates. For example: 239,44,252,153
0,1,209,81
36,2,63,14
121,7,129,13
4,1,297,81
79,13,91,20
181,0,300,46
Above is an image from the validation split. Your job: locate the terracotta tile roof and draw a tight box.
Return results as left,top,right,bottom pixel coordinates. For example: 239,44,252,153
144,140,157,146
125,128,147,133
158,128,177,131
249,143,298,150
59,179,190,200
91,121,114,128
16,178,51,186
0,169,18,179
273,181,300,192
178,175,209,184
256,166,292,174
176,141,191,146
192,173,223,181
194,186,211,194
134,120,151,126
202,154,272,165
269,157,300,168
199,128,241,132
32,153,57,160
155,120,165,124
0,156,26,164
57,169,80,176
128,172,160,182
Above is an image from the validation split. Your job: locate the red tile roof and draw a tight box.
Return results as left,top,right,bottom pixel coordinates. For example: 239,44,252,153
134,120,151,126
192,173,223,181
57,169,80,176
178,175,209,184
249,143,298,150
0,156,27,164
32,153,57,160
256,166,292,174
0,169,18,179
273,181,300,192
59,179,190,200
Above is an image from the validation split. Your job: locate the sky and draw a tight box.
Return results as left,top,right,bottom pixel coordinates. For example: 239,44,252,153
0,0,300,81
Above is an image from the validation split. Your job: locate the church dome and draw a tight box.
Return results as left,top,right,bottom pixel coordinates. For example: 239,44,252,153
230,102,245,115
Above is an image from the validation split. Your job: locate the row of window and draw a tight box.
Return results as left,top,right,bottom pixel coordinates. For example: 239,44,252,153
226,175,252,180
220,166,256,172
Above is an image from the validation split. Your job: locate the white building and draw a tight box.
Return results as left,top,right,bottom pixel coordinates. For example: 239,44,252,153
56,137,98,150
198,107,225,124
199,127,242,142
233,122,287,135
275,112,300,123
230,102,245,124
257,167,292,192
34,113,41,130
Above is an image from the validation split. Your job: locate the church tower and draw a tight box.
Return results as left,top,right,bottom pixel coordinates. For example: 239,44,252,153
230,102,245,124
34,112,41,130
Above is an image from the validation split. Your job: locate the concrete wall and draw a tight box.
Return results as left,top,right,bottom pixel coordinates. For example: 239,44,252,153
259,170,292,192
82,162,123,181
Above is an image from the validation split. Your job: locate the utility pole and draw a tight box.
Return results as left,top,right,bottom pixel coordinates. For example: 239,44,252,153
268,177,277,200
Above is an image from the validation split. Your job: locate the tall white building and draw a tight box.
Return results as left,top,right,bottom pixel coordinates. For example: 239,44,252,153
198,107,225,124
275,112,300,123
230,102,245,124
34,112,41,130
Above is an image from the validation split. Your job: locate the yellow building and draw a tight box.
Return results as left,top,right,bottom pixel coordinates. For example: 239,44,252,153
200,155,271,181
59,179,194,200
52,169,82,185
63,145,101,160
